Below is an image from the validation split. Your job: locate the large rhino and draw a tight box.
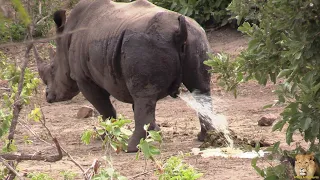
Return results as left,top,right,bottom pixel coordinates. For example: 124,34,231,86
34,0,214,152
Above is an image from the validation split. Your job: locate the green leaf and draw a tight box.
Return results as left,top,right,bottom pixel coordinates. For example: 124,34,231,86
277,69,292,79
272,120,286,132
301,117,312,131
265,175,279,180
263,104,273,109
311,121,320,136
285,125,294,145
251,158,265,177
81,130,93,145
148,131,162,143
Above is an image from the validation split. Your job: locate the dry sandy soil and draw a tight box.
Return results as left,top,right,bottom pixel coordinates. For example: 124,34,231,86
0,26,308,179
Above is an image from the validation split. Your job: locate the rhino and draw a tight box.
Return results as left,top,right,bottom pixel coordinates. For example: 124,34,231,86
34,0,214,152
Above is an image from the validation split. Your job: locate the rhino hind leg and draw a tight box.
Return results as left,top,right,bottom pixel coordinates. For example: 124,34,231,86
77,79,116,120
197,114,215,141
127,97,157,153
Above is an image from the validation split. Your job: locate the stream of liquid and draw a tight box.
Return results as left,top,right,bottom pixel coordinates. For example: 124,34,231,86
178,91,234,148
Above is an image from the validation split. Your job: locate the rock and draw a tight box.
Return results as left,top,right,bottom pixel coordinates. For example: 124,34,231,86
77,106,94,119
258,114,277,126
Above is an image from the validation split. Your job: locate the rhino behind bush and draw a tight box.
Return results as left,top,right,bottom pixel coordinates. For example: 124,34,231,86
34,0,214,152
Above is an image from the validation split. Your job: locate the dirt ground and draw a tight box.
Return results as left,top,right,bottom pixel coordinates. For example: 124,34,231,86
0,26,309,179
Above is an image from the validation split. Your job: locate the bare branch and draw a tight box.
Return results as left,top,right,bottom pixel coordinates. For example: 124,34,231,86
0,87,10,91
39,108,87,176
36,15,50,25
18,120,52,146
0,157,24,180
7,43,33,147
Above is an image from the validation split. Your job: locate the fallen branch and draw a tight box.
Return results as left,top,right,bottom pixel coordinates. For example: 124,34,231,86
0,138,62,162
0,157,24,180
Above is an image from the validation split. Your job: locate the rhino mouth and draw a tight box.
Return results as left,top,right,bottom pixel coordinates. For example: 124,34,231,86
46,92,78,103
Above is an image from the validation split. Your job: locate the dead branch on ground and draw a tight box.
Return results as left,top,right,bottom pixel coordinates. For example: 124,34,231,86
0,138,62,162
3,107,91,179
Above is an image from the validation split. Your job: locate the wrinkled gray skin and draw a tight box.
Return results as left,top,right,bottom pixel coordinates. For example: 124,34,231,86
34,0,214,152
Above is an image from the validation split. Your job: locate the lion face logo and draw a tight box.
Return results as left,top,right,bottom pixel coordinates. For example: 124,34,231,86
295,153,319,180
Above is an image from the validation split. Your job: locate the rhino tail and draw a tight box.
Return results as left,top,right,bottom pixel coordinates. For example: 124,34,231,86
169,15,188,98
110,30,126,84
174,15,188,47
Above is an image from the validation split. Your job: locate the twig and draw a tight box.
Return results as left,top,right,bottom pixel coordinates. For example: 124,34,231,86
0,157,24,180
36,15,50,25
18,120,52,146
7,43,33,148
128,169,156,180
61,147,86,175
0,88,10,91
38,107,87,177
83,159,101,180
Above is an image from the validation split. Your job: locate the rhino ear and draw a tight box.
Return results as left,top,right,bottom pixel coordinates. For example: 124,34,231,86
53,10,66,33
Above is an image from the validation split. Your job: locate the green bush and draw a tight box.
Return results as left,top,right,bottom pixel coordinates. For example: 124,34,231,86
150,0,233,26
227,0,265,25
0,21,27,43
206,0,320,177
0,0,61,43
231,0,320,145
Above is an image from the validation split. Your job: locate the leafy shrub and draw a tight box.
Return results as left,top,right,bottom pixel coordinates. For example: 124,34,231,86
205,0,320,178
0,51,40,139
27,172,55,180
92,168,127,180
81,115,132,152
150,0,233,26
0,21,27,43
227,0,265,25
158,154,203,180
0,0,61,42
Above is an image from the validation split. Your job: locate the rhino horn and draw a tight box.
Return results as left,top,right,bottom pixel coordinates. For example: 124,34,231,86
32,45,47,79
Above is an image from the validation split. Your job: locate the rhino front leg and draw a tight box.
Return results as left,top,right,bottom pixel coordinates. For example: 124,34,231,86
77,79,116,119
127,97,157,153
132,104,160,131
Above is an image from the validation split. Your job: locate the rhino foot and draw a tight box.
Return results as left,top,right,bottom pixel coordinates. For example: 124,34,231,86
126,133,143,153
197,131,206,142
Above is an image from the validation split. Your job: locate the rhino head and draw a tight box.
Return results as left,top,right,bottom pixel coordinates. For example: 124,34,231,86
34,10,79,103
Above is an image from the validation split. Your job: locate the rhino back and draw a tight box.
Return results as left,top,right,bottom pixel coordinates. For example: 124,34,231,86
64,0,208,102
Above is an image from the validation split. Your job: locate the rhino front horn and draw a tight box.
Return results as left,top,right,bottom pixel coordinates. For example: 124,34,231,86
32,45,47,79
